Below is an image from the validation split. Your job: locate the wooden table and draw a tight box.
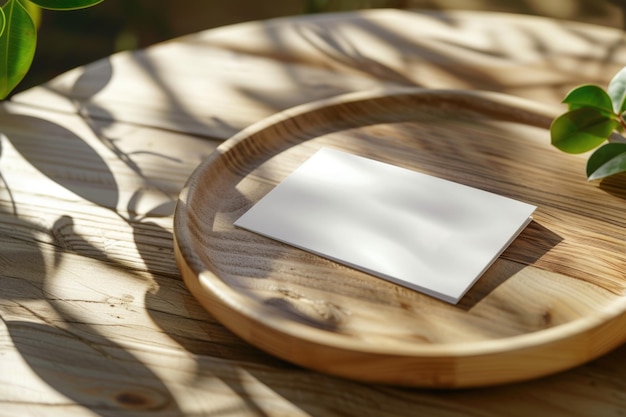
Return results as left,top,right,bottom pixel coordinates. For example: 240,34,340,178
2,8,626,416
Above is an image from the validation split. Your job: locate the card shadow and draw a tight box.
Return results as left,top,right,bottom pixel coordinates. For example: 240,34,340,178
456,220,563,310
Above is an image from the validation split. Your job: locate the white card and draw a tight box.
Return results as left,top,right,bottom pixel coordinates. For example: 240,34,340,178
234,147,535,304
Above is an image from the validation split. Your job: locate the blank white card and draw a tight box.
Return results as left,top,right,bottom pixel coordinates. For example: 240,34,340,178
234,147,535,304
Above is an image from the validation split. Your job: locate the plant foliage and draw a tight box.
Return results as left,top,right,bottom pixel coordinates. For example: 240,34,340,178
0,0,103,99
551,67,626,181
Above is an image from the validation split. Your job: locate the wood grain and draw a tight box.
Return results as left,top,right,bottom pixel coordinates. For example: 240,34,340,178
12,10,626,139
174,88,626,388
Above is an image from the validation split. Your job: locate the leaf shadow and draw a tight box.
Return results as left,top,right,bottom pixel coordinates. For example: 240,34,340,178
70,56,114,100
0,101,192,413
134,220,295,414
4,319,181,416
599,171,626,200
0,210,182,415
0,110,119,210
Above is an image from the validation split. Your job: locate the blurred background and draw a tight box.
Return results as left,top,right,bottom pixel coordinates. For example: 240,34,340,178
18,0,626,93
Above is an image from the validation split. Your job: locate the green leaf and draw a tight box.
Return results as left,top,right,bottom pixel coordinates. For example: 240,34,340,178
22,1,41,29
0,0,37,100
562,84,614,114
26,0,104,10
0,8,5,38
608,66,626,114
586,142,626,180
550,107,618,154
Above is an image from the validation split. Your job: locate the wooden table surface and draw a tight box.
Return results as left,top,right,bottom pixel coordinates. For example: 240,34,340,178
2,8,626,416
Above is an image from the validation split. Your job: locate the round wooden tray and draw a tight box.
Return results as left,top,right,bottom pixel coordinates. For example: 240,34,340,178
173,88,626,388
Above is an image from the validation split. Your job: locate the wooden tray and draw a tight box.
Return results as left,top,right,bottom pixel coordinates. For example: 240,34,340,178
173,88,626,388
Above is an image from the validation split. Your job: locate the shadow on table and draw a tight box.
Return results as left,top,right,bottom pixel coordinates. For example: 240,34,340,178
0,102,297,417
5,320,180,415
0,218,182,415
212,9,626,112
599,172,626,200
0,122,180,416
